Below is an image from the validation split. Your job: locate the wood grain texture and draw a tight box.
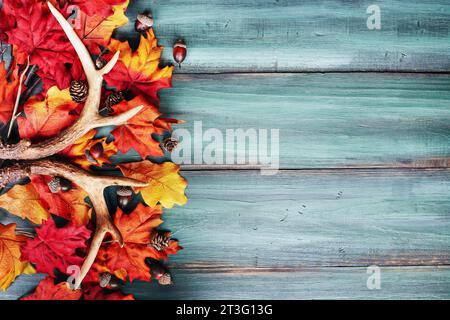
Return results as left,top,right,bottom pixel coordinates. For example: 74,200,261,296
1,168,450,299
110,73,450,169
3,267,450,300
114,0,450,73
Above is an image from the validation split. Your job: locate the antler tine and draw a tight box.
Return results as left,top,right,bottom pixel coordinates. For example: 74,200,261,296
2,159,147,289
0,3,142,160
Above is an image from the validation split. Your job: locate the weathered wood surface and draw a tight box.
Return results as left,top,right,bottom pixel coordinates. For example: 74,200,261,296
2,169,450,299
115,0,450,73
4,266,450,300
113,73,450,169
1,0,450,300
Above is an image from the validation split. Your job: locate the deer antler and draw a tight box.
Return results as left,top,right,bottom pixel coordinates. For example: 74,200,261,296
0,2,143,160
0,159,147,289
0,2,149,289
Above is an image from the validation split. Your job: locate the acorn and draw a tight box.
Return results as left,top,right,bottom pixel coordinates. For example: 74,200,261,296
173,39,187,67
69,80,88,103
162,137,178,152
60,177,72,192
90,142,104,159
135,13,153,32
48,176,61,193
117,186,133,208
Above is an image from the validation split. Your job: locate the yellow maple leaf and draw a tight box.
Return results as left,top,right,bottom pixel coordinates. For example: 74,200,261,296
0,224,36,291
0,184,50,224
119,161,188,208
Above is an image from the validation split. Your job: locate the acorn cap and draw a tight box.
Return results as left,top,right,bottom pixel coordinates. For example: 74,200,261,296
117,186,133,197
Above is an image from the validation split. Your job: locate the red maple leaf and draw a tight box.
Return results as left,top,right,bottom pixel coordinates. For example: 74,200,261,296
21,219,91,277
83,285,134,300
111,95,164,158
58,0,126,19
4,0,76,89
21,277,82,300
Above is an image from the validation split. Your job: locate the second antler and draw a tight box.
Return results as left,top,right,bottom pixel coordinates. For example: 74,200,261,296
0,2,149,289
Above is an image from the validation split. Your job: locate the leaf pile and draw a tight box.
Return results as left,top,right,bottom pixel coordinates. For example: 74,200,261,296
0,0,187,300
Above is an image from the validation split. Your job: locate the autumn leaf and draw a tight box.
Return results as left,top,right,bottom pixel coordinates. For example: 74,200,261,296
4,0,76,89
111,95,164,158
0,184,50,224
31,176,91,226
18,86,80,140
0,224,35,291
21,277,81,300
83,285,134,300
0,60,19,124
73,0,129,51
105,30,173,106
22,219,91,277
59,130,118,169
96,204,164,282
120,161,188,208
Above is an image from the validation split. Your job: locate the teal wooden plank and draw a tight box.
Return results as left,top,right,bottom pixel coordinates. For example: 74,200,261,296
123,266,450,300
1,169,450,299
153,73,450,169
155,169,450,268
3,266,450,299
115,0,450,72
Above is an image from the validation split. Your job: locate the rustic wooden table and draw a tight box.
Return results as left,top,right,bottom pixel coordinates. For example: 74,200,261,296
1,0,450,299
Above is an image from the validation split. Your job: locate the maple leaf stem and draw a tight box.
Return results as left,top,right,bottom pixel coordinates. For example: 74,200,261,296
7,55,30,140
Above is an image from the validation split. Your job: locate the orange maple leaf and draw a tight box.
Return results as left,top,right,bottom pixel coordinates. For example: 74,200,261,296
110,95,164,158
105,30,173,106
60,130,117,169
31,175,91,226
0,223,35,291
17,86,80,140
75,0,129,51
120,161,188,208
96,204,171,282
21,277,81,300
0,183,50,224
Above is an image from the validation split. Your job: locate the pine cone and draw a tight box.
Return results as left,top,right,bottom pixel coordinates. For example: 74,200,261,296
47,176,61,193
157,273,173,286
95,57,107,69
103,92,124,113
117,186,132,197
163,138,178,152
70,80,88,103
150,232,171,251
99,273,112,288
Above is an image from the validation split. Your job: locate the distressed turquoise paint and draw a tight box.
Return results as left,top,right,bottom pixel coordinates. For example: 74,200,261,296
154,73,450,169
115,0,450,72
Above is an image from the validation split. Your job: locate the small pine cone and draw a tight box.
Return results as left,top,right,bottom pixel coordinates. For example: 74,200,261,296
163,137,178,152
150,232,171,251
157,273,173,286
0,165,25,188
99,273,112,288
117,186,132,197
103,92,124,113
95,57,107,69
47,176,61,193
70,80,88,103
